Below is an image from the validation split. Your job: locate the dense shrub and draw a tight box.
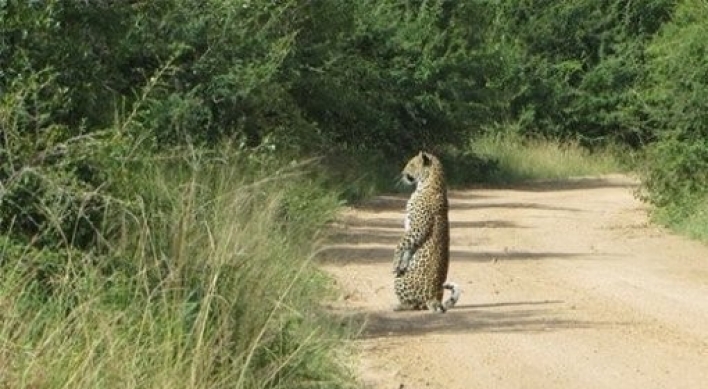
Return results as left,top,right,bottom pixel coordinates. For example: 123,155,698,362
0,0,510,254
488,0,674,146
0,68,137,251
289,1,500,155
636,0,708,212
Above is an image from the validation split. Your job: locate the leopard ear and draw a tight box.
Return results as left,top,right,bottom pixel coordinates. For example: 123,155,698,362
421,151,432,166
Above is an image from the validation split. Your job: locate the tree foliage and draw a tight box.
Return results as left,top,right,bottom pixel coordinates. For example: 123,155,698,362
2,0,708,249
635,0,708,210
488,0,674,145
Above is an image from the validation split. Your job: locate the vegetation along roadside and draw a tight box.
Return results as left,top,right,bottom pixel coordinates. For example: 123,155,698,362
2,0,708,387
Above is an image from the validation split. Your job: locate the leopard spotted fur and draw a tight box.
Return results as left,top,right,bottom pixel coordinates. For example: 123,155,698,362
393,151,460,313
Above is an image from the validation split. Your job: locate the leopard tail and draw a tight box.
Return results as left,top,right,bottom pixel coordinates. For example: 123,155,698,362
442,281,461,310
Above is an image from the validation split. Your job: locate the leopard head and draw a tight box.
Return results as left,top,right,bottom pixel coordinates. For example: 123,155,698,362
401,151,439,187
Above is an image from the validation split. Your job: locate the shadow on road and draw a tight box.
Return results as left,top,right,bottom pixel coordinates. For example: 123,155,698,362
338,300,617,339
452,201,582,212
355,196,583,213
318,245,591,265
320,188,605,264
506,176,638,192
448,176,637,194
323,180,627,340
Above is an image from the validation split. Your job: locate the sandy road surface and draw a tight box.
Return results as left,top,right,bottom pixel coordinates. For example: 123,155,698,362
319,175,708,389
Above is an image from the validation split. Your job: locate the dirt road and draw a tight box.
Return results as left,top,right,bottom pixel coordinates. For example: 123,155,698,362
319,175,708,389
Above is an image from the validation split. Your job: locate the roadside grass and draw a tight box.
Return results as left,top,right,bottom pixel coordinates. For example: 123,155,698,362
443,131,626,186
633,140,708,244
651,199,708,243
463,129,708,249
0,150,357,389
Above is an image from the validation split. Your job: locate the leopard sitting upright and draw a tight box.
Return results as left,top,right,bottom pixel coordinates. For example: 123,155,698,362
393,151,461,313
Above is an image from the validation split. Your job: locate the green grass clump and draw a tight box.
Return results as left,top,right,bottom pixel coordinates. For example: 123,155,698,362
465,130,623,185
0,151,356,389
650,198,708,243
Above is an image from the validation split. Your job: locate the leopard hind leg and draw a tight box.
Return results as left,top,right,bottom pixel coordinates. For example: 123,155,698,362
425,299,447,313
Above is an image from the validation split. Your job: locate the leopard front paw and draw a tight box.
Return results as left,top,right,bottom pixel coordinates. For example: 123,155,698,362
393,250,413,276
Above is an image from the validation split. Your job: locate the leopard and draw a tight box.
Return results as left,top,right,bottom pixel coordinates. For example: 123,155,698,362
392,151,461,313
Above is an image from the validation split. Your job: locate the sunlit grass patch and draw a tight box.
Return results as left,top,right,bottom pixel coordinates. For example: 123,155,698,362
469,131,623,184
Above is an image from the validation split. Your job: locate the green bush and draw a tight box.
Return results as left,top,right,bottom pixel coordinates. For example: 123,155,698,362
0,68,136,251
489,0,674,145
289,0,501,156
2,0,507,161
0,150,356,388
637,0,708,214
